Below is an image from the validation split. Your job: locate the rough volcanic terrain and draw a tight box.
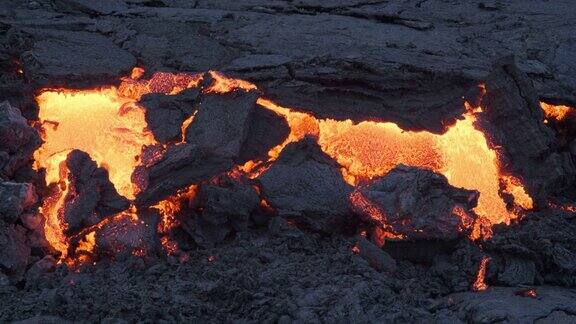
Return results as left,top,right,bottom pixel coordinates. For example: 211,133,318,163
1,0,576,322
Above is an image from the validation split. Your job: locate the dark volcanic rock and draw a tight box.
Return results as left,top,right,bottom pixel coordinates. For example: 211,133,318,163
445,287,576,323
239,106,290,163
61,150,130,235
0,220,30,281
258,137,353,232
0,101,41,178
135,144,232,206
185,89,259,161
0,181,36,223
140,87,200,143
15,29,135,86
355,237,396,273
354,165,478,240
486,209,576,287
94,211,159,257
480,58,576,204
185,175,260,247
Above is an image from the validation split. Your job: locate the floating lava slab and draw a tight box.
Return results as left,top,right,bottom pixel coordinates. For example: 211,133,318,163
29,60,574,264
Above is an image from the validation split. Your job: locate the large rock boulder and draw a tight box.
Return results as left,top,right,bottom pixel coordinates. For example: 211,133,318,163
258,137,353,232
353,165,479,240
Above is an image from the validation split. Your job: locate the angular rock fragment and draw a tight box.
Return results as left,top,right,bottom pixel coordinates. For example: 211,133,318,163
0,101,41,178
486,209,576,286
139,87,200,143
135,144,232,206
94,211,159,257
185,89,258,161
184,174,260,247
258,137,353,232
239,106,291,163
480,57,576,203
60,150,130,235
355,238,396,273
354,165,478,240
15,29,135,86
0,181,37,223
498,257,536,286
0,220,30,280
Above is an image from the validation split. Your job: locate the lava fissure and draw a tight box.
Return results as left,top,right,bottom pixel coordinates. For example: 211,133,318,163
33,67,538,264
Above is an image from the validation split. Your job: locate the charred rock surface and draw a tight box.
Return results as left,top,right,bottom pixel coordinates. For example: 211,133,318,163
183,175,260,247
355,165,479,240
185,89,259,161
61,150,129,235
239,105,291,163
139,87,200,143
485,210,576,287
0,220,29,282
259,137,353,232
441,287,576,323
94,212,159,257
0,101,40,178
6,28,135,87
135,144,232,206
4,0,575,129
480,58,576,203
0,181,36,223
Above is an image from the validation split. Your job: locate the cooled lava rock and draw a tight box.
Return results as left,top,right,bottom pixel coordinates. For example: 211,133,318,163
355,237,397,273
238,105,291,164
183,175,260,247
59,150,130,235
0,220,30,281
479,57,576,203
354,165,479,240
486,209,576,287
0,181,37,223
93,211,159,258
139,87,200,143
11,28,135,87
0,101,41,178
258,137,353,232
135,143,232,206
185,89,259,161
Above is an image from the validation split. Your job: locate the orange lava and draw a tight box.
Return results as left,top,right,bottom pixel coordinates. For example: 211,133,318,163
34,68,535,260
540,102,573,122
473,256,490,291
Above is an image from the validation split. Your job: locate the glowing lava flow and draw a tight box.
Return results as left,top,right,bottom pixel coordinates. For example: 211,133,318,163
540,102,573,122
34,68,535,259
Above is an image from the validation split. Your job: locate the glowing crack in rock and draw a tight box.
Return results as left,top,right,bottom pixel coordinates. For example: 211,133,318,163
34,68,537,260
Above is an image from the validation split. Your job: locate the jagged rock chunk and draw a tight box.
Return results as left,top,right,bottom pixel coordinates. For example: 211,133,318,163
17,29,135,86
0,221,30,281
61,150,129,235
239,105,290,163
0,181,36,223
185,175,259,247
0,101,41,178
185,89,258,160
480,57,576,203
355,165,478,240
258,137,353,232
139,88,200,143
135,144,232,206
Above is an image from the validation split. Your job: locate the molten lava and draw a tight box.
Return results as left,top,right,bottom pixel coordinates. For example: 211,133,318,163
540,102,573,122
34,67,534,262
473,256,490,291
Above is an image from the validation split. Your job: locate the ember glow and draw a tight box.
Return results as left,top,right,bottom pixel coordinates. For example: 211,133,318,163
473,256,490,291
540,102,573,122
34,68,534,261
